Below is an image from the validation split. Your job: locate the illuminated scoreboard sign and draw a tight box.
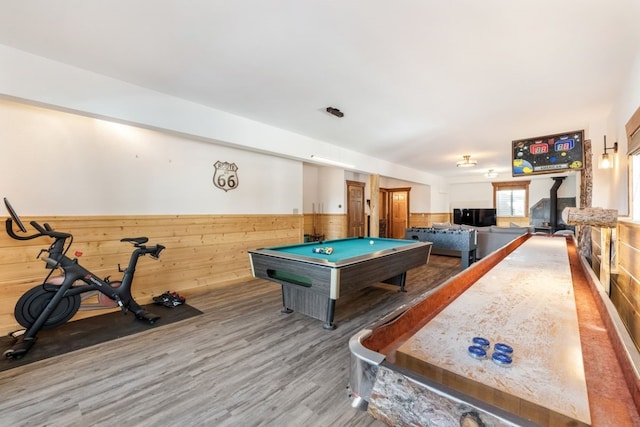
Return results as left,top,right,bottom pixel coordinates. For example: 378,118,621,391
512,130,584,177
555,139,575,151
529,143,549,155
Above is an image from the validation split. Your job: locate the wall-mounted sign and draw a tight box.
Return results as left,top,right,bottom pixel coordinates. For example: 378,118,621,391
213,161,239,192
512,130,584,177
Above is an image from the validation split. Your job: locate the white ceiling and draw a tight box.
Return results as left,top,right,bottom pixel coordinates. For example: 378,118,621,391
1,1,639,178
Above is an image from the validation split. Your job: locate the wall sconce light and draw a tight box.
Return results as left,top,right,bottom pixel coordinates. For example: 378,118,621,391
456,155,477,168
484,169,498,178
598,135,618,169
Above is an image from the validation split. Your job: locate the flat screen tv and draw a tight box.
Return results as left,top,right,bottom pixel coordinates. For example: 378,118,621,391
512,130,584,177
453,208,497,227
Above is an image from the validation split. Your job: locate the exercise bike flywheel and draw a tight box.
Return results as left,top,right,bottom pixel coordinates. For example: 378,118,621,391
14,285,81,329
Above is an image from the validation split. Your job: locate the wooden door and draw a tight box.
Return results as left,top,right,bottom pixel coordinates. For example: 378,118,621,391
347,180,365,237
390,189,410,239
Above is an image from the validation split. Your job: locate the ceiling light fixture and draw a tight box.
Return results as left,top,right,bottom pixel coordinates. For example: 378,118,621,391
598,135,618,169
310,155,354,169
456,155,477,168
485,169,498,178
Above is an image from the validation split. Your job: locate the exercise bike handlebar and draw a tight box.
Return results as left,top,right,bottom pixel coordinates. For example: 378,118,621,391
7,217,164,256
4,198,165,261
5,218,72,241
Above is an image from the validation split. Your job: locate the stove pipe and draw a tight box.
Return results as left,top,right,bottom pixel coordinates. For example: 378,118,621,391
550,177,566,231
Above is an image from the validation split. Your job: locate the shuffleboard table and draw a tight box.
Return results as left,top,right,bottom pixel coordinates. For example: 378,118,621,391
349,234,640,426
249,237,432,329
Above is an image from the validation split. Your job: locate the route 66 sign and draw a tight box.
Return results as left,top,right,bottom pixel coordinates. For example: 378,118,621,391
213,161,239,192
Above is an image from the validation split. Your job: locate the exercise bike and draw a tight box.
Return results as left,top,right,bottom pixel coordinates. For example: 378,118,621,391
3,198,165,360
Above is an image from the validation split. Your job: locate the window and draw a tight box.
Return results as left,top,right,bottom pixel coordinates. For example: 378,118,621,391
628,107,640,220
492,181,530,218
632,154,640,221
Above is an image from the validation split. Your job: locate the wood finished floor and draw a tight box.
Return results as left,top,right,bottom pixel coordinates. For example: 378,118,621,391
0,255,461,427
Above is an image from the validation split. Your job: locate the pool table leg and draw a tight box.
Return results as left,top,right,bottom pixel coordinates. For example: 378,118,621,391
382,272,408,292
399,272,407,292
324,299,337,330
281,288,293,314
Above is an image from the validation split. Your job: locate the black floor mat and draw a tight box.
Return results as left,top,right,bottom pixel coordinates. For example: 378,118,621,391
0,303,203,371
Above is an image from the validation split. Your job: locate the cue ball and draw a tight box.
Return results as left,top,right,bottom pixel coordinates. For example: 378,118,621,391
369,240,374,244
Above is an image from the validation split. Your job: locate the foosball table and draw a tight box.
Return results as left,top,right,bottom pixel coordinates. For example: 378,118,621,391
405,227,477,268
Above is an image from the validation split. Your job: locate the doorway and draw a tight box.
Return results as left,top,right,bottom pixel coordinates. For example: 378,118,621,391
385,187,410,239
346,180,365,237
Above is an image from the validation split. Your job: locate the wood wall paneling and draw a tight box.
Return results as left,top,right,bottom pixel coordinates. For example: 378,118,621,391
496,216,530,227
306,212,452,238
304,213,347,239
0,214,303,334
611,221,640,353
408,213,450,228
611,269,640,352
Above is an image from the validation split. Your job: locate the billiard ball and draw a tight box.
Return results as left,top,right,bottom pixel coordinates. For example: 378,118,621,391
369,240,374,244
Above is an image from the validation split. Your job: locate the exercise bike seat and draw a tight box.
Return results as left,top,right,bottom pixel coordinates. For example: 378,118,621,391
120,237,148,245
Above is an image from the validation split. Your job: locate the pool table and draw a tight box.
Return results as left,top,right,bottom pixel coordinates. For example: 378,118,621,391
248,237,432,329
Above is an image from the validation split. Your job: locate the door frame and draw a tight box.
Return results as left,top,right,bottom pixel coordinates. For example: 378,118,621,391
384,187,411,239
346,180,366,237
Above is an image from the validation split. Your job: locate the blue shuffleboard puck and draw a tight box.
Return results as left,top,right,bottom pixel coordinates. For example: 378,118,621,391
494,343,513,354
491,351,513,366
472,336,490,349
468,345,487,359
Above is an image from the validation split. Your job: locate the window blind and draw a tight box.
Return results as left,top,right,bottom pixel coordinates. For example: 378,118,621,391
496,189,526,217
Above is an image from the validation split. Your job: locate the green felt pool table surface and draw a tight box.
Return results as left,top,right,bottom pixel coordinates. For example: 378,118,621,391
259,237,419,265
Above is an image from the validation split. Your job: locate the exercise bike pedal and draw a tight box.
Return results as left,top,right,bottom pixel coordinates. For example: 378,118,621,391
135,310,161,324
8,329,26,340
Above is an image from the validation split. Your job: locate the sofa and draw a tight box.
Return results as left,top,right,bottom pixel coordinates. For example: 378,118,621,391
474,225,532,259
429,222,532,260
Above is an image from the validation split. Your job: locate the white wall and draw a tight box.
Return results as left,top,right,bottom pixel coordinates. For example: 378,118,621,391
0,99,301,215
529,175,576,205
608,49,640,214
2,43,636,215
316,167,347,214
302,165,319,214
303,164,350,215
0,44,449,212
449,181,494,210
302,170,433,215
379,177,431,212
409,185,431,213
448,174,577,214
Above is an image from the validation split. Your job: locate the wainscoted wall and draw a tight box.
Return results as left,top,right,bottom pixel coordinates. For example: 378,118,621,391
409,212,450,227
0,214,302,335
303,213,347,239
610,220,640,352
496,216,530,227
303,213,452,240
304,212,453,239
